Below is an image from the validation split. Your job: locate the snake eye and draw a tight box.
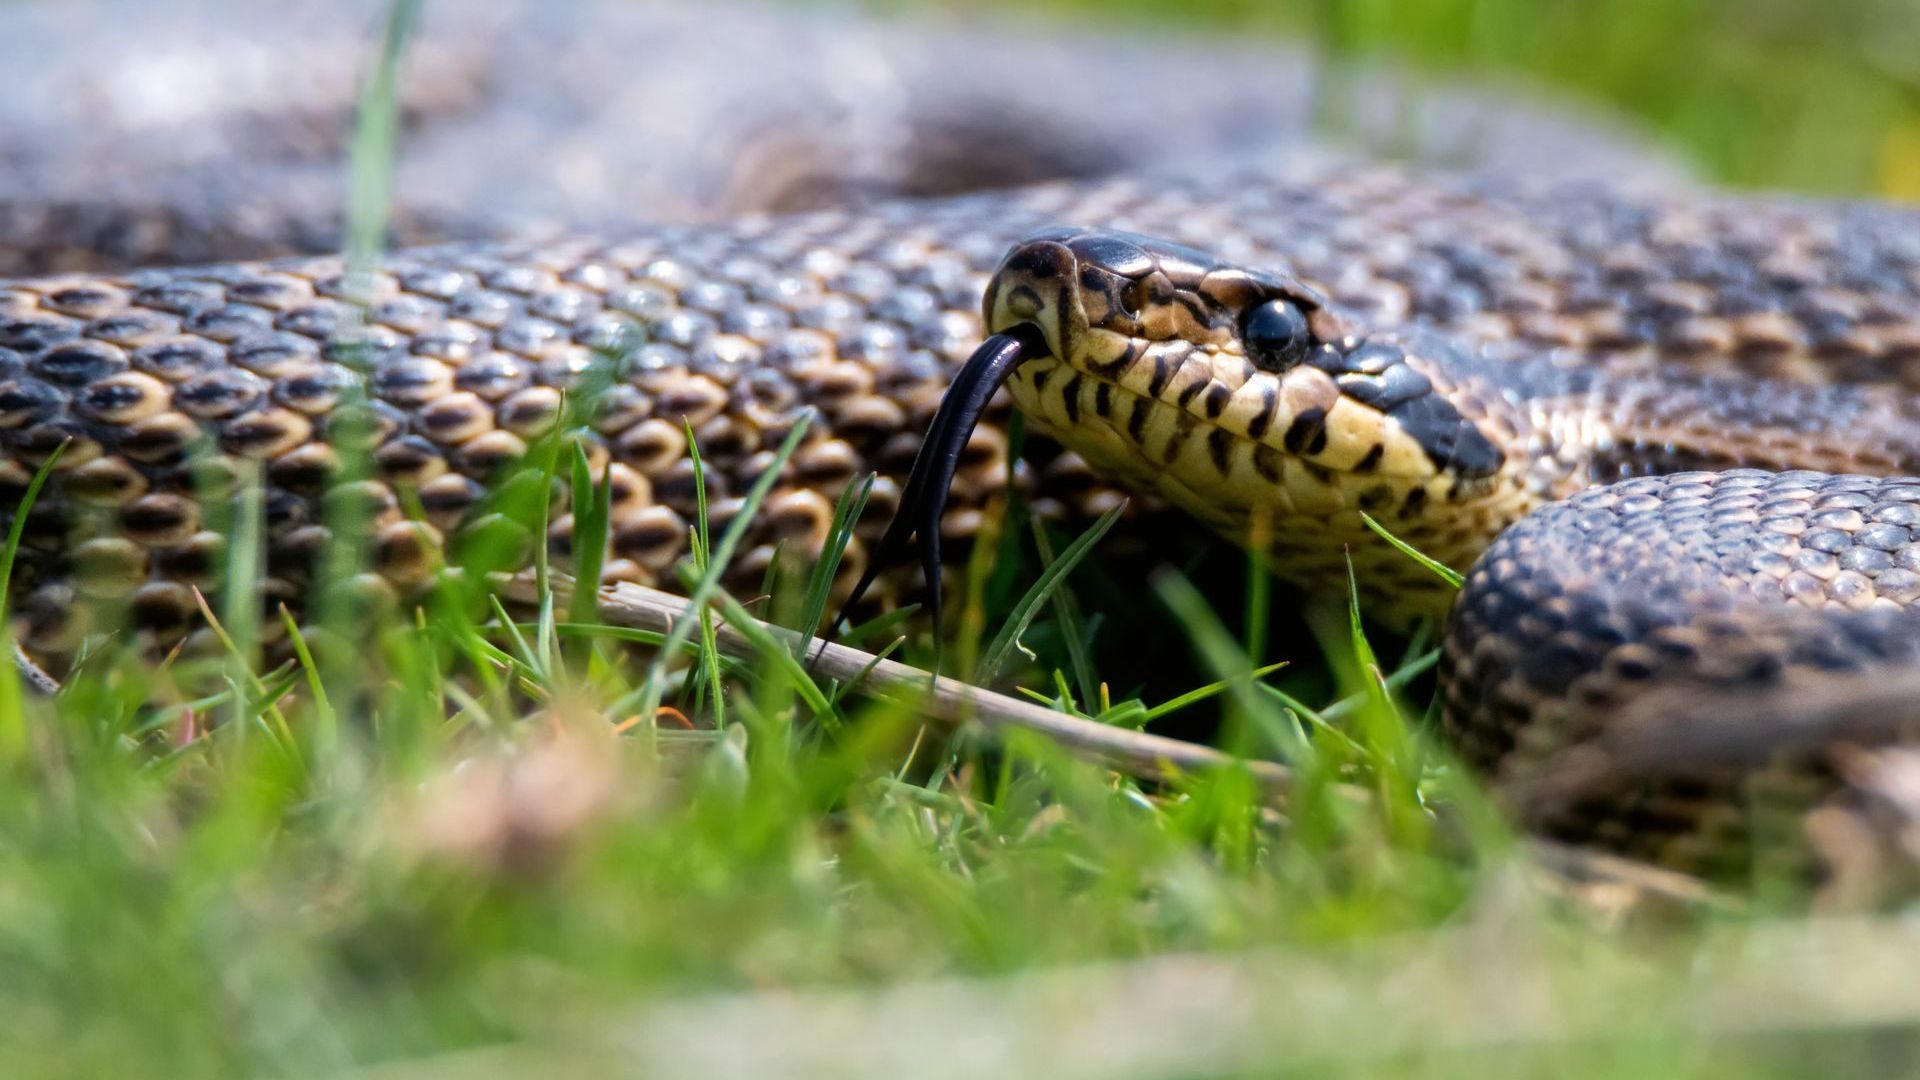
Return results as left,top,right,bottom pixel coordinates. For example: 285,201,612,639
1241,298,1312,372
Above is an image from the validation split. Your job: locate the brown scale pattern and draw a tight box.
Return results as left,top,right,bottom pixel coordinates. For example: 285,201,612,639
11,161,1920,880
1441,472,1920,876
0,196,1170,662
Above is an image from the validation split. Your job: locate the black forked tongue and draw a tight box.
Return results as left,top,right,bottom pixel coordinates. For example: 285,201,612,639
830,324,1049,671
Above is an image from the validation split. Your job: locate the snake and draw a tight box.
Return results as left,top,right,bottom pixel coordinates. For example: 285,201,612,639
8,0,1920,881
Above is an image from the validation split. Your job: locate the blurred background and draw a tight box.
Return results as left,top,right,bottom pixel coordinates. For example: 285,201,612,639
920,0,1920,198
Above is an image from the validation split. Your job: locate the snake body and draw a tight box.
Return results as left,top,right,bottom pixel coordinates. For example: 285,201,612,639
9,0,1920,877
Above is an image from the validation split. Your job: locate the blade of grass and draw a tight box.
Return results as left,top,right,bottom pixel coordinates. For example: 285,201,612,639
1017,658,1291,730
565,443,613,671
311,0,420,723
1134,660,1292,727
220,462,265,733
1358,511,1464,589
757,539,788,619
1319,554,1429,846
1251,646,1440,763
189,588,301,770
1343,555,1408,759
343,0,422,285
795,474,873,659
1028,517,1100,714
633,412,815,724
952,493,1007,680
0,441,66,631
523,622,752,675
1257,683,1376,764
976,502,1124,685
1246,507,1275,662
1151,568,1314,766
1318,647,1440,723
825,636,904,711
488,594,546,686
0,441,67,762
709,592,837,724
278,606,338,767
841,604,920,650
682,422,725,726
526,433,572,677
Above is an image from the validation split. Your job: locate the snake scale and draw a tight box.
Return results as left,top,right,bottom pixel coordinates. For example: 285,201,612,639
9,0,1920,880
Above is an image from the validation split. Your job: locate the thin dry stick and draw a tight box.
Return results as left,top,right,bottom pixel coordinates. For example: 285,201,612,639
502,575,1292,794
501,573,1721,911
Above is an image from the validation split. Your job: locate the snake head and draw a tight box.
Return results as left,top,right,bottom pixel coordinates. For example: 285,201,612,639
841,228,1530,638
982,227,1519,612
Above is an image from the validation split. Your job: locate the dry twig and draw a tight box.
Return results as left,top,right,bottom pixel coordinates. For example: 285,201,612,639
502,574,1291,794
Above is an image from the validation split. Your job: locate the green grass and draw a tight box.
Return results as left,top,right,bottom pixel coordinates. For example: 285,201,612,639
950,0,1920,198
3,1,1918,1076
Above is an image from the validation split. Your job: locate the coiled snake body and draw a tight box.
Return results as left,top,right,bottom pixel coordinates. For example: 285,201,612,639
8,0,1920,876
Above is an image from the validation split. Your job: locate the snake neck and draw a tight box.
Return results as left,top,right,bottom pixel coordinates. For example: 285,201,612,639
1271,342,1920,622
1520,358,1920,489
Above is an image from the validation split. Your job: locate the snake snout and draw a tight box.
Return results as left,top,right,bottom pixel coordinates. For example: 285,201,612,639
982,232,1084,363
